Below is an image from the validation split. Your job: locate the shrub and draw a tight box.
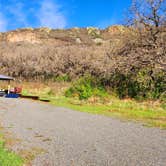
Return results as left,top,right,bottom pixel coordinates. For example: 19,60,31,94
104,68,166,100
65,67,165,100
53,74,71,82
65,75,107,100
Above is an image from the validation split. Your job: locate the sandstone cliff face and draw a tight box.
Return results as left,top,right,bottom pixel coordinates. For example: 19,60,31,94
0,29,35,43
5,31,40,44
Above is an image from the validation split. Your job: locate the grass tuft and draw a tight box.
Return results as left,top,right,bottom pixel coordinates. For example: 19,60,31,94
0,134,23,166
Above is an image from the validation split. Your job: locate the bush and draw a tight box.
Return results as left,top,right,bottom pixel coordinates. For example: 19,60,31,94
53,74,71,82
65,75,107,100
65,67,165,100
103,68,165,100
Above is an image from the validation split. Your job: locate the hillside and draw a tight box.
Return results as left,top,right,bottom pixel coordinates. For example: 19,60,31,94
0,26,131,78
0,25,165,99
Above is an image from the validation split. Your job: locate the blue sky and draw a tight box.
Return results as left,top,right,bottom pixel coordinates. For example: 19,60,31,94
0,0,132,32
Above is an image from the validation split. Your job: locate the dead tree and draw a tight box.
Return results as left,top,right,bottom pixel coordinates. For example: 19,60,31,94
124,0,166,71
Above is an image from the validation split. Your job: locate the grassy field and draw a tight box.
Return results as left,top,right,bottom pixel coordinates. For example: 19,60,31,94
0,134,23,166
21,82,166,129
51,97,166,128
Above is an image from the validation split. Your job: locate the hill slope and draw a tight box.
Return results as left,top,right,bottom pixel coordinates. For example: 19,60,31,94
0,26,165,79
0,26,129,78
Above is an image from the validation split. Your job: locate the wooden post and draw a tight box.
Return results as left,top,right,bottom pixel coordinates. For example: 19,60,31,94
8,80,10,94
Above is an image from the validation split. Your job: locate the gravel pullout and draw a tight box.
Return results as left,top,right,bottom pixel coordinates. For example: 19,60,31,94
0,98,166,166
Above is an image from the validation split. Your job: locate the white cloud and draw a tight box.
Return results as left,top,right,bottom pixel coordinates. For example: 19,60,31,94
38,0,67,29
0,13,7,32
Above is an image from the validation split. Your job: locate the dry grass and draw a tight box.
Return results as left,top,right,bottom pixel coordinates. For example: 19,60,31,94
18,147,46,165
20,81,70,97
0,124,22,148
0,124,46,166
0,125,23,166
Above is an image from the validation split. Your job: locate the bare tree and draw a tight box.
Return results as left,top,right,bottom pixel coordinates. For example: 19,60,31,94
128,0,166,27
123,0,166,71
127,0,166,43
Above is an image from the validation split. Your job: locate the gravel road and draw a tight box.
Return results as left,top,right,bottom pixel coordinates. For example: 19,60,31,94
0,98,166,166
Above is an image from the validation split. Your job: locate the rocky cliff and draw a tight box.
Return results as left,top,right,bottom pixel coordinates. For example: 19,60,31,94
0,26,129,46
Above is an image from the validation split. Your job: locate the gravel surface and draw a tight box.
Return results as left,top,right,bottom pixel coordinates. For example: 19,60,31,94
0,98,166,166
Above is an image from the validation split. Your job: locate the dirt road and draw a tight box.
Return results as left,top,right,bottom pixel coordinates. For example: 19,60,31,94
0,98,166,166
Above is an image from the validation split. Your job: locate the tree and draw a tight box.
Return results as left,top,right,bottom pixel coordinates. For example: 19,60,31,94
127,0,166,44
122,0,166,71
128,0,166,27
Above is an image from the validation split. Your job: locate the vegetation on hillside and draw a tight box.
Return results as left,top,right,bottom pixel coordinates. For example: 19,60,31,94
0,0,165,100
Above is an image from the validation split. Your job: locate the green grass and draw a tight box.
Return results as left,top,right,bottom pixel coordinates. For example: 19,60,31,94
22,85,166,129
0,134,23,166
49,96,166,128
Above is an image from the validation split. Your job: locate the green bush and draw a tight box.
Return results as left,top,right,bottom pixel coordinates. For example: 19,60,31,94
53,74,71,82
104,68,165,100
65,75,107,100
135,69,165,99
65,68,165,100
